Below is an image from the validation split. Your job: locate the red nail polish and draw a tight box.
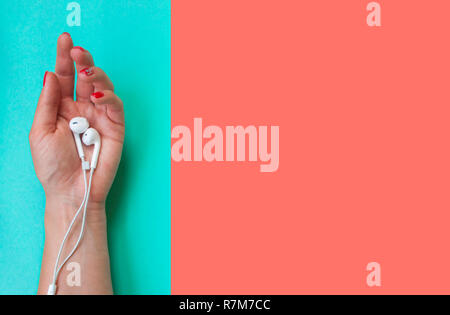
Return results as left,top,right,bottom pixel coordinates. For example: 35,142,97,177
80,67,94,76
73,46,85,52
43,71,48,87
62,32,71,37
92,91,104,98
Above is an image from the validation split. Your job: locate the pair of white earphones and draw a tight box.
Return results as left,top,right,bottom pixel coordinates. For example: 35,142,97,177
47,117,101,295
70,117,101,169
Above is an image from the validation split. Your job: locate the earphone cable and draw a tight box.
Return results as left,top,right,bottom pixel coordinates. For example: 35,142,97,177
55,169,94,278
48,166,88,295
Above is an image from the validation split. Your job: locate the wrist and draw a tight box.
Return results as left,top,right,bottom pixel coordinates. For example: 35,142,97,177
39,196,112,295
44,195,106,234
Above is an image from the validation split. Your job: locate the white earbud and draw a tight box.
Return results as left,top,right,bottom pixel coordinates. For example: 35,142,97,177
69,117,89,159
82,128,101,169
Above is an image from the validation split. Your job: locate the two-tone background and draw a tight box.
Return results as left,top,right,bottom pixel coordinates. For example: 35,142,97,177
2,0,450,294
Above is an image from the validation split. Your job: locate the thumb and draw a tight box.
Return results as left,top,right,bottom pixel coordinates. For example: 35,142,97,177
32,71,62,133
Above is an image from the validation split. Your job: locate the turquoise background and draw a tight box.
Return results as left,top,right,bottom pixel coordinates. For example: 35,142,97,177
0,0,171,294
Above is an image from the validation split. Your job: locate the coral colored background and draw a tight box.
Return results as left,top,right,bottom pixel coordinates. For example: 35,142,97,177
172,0,450,294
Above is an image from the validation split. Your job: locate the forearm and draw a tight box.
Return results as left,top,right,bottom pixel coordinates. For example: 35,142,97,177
38,198,113,295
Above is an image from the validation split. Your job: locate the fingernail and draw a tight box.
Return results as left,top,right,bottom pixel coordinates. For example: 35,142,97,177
80,67,94,76
43,71,48,87
62,32,71,37
73,46,85,52
92,91,104,98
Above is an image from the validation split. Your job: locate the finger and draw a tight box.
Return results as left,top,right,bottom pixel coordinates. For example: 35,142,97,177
78,67,114,92
90,90,124,125
31,72,61,133
55,32,75,99
70,46,95,102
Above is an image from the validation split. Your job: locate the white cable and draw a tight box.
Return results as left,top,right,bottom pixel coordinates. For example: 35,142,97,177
48,166,89,295
55,169,94,277
48,169,95,295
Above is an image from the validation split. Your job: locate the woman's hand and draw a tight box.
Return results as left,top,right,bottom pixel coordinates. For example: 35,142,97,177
32,33,123,294
30,33,124,214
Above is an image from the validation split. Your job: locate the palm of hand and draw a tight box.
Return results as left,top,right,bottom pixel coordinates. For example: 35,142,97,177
30,34,124,208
